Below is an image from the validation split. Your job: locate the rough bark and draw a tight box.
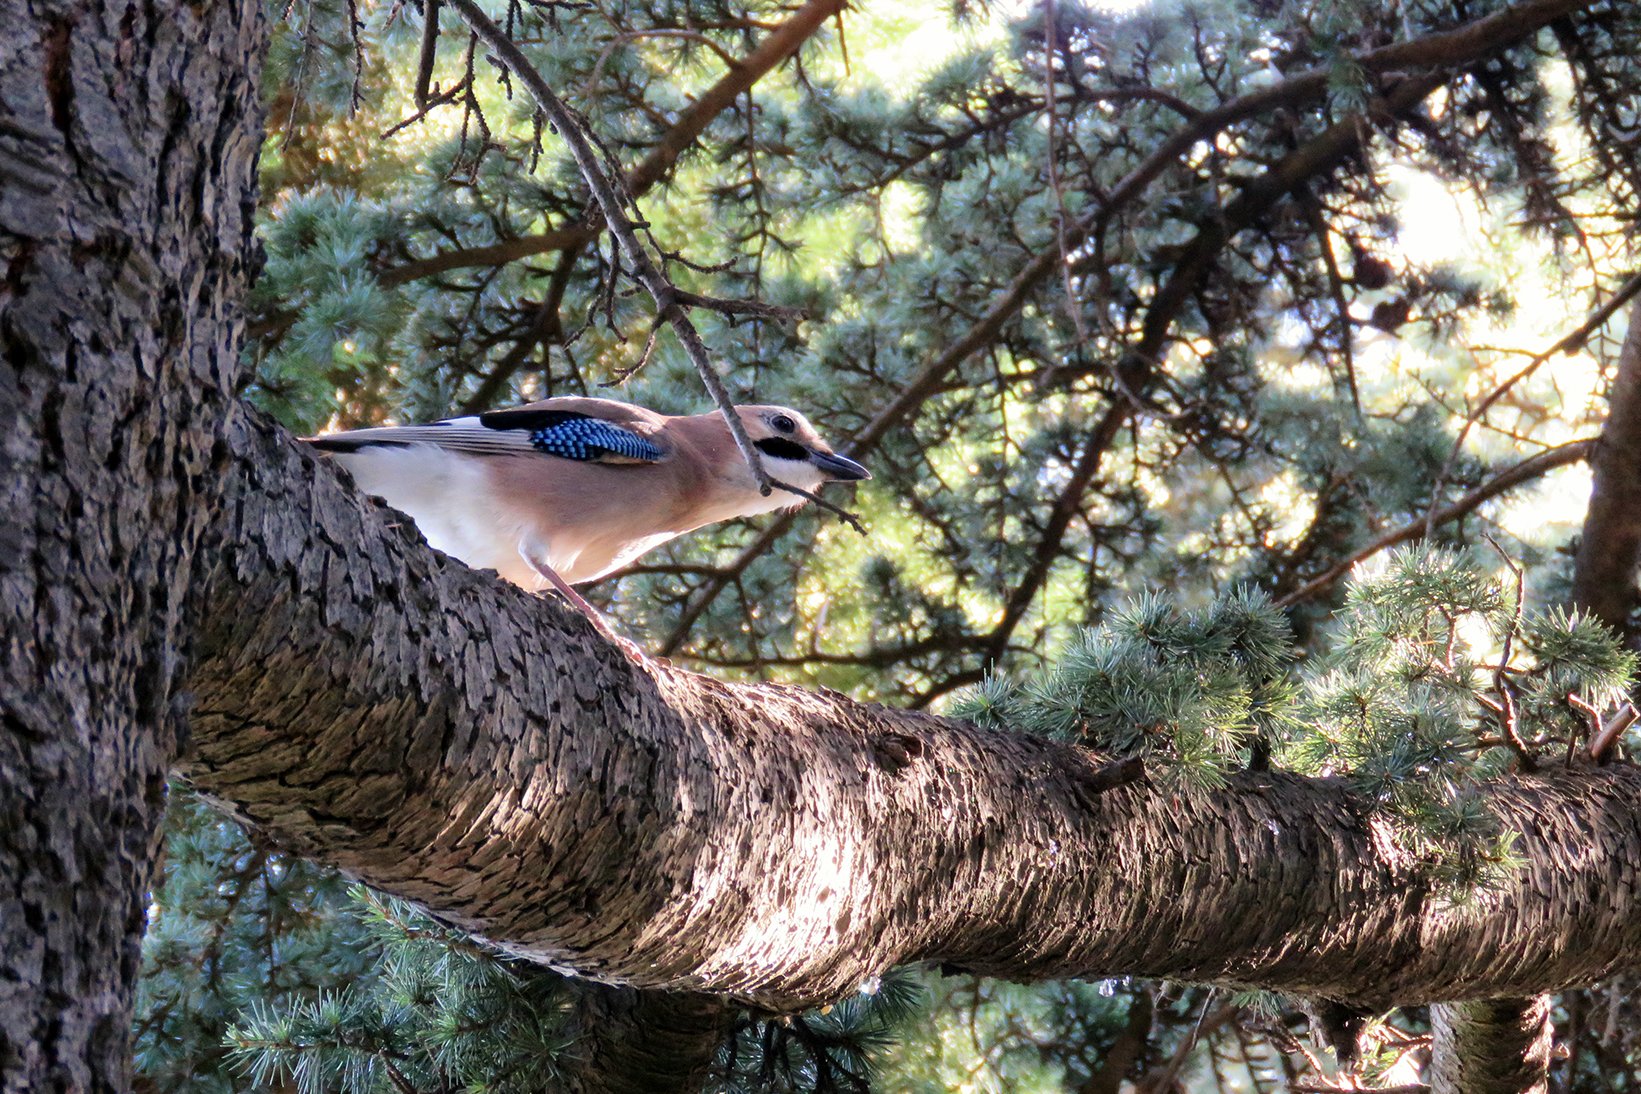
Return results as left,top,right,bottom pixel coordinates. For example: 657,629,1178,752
0,0,1636,1086
1573,297,1641,640
179,407,1641,1013
559,986,732,1094
0,0,263,1087
1430,997,1553,1094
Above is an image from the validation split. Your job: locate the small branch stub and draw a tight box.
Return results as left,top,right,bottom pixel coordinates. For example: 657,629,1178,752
1590,702,1638,764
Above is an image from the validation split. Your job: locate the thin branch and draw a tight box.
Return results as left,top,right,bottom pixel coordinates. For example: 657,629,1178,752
449,0,772,491
767,479,866,535
671,288,805,323
382,74,470,138
1276,439,1597,608
384,0,845,282
460,242,582,412
1426,268,1641,536
1042,0,1092,372
415,0,441,109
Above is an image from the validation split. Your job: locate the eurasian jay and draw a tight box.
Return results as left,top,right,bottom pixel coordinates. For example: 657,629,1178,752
306,397,869,637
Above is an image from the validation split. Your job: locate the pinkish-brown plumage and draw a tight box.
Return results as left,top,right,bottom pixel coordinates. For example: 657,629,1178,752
306,397,867,589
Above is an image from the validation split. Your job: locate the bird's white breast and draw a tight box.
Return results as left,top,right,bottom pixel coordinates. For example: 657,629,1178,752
331,444,544,587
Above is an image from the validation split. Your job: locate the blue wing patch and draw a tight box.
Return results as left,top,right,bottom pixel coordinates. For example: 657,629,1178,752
528,417,664,463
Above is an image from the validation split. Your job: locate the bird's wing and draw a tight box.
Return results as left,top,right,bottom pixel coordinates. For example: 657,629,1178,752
306,398,668,465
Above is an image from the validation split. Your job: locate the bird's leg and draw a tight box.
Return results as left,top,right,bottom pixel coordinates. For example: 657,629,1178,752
518,545,648,663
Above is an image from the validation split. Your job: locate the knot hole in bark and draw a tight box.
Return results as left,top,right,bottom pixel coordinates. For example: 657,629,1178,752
869,732,923,774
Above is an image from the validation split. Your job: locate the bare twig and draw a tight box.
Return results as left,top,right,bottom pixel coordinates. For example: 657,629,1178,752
1590,703,1638,763
767,480,867,535
383,74,469,138
671,289,806,323
1299,185,1361,414
1426,268,1641,536
602,320,663,387
1041,0,1092,379
1277,439,1597,608
1484,533,1534,769
449,0,772,492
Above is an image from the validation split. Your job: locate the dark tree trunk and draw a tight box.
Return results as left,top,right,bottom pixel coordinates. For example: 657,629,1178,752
560,985,732,1093
1,0,1639,1088
1573,297,1641,641
1430,997,1553,1094
0,0,263,1086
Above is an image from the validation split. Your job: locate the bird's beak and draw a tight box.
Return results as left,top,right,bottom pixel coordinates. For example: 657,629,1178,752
810,449,871,482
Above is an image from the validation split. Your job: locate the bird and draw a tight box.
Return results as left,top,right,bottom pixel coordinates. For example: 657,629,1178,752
305,396,870,646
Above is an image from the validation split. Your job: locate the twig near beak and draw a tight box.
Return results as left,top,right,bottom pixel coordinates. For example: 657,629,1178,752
769,479,868,535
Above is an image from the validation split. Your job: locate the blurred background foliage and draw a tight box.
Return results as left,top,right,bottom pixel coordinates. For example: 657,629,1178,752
142,0,1641,1087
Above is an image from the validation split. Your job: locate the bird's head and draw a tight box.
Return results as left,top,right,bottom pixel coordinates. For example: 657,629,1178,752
733,405,871,492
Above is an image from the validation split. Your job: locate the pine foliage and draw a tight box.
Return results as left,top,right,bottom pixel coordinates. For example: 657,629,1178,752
223,889,572,1093
958,547,1638,894
128,0,1641,1084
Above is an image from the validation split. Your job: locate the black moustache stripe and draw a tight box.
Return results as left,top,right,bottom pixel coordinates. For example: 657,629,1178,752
755,437,809,462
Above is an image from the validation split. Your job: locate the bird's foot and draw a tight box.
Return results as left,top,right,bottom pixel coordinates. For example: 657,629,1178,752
520,547,650,665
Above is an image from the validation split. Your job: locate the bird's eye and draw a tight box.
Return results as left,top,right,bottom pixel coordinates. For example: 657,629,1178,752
771,414,796,434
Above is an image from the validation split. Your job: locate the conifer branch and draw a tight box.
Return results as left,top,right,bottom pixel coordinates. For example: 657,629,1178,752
1276,439,1598,609
382,0,844,283
655,0,1590,654
448,0,773,494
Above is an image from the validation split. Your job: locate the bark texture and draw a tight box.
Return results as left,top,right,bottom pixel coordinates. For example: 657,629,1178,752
1429,997,1553,1094
559,985,732,1094
0,0,1637,1085
1573,296,1641,639
0,0,263,1087
182,408,1641,1013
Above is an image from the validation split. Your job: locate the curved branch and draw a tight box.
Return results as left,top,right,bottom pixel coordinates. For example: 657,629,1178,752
184,409,1641,1013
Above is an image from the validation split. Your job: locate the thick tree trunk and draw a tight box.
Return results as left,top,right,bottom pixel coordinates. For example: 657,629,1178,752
559,985,731,1093
1573,296,1641,640
2,0,1638,1085
179,407,1641,1013
0,0,262,1087
1430,997,1553,1094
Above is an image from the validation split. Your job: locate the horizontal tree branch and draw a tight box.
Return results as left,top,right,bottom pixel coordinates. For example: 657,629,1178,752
183,408,1641,1012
